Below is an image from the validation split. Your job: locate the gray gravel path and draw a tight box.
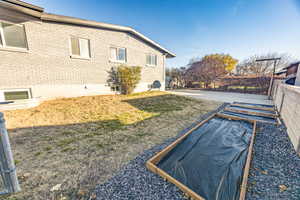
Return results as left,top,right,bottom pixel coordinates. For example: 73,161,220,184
246,122,300,200
95,137,185,200
95,105,300,200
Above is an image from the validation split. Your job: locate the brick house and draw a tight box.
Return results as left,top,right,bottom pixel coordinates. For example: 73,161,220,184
0,0,175,102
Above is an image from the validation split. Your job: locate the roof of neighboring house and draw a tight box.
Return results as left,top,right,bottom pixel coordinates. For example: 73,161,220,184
283,61,300,70
0,0,176,58
275,69,287,75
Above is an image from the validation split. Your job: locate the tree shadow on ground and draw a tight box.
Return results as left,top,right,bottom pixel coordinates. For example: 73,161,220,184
122,93,192,113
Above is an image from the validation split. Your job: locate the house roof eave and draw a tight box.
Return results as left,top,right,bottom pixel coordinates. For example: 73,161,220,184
0,0,176,58
0,0,42,18
283,61,300,70
41,13,176,58
3,0,43,12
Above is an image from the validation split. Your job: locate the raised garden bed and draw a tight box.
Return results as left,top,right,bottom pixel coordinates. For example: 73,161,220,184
147,113,256,200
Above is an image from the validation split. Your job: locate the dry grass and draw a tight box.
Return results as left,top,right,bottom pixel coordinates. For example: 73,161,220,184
2,91,221,200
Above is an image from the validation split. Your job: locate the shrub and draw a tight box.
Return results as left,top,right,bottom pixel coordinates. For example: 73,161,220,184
117,65,142,94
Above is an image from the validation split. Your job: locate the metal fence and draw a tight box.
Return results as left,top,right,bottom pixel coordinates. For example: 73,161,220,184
0,112,20,195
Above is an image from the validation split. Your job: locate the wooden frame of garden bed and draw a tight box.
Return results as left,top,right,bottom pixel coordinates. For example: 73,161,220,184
231,103,275,112
146,113,257,200
224,106,278,118
217,112,277,124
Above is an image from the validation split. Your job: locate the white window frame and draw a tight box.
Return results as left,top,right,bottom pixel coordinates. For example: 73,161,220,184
146,54,157,67
0,20,29,51
69,36,91,60
109,46,127,63
0,88,31,101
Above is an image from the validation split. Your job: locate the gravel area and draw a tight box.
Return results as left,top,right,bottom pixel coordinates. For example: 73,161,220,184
95,137,185,200
95,104,227,200
246,122,300,200
95,105,300,200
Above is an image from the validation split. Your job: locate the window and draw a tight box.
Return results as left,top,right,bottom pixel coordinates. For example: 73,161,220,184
70,37,90,58
3,90,30,100
0,21,28,49
146,54,157,66
110,47,127,62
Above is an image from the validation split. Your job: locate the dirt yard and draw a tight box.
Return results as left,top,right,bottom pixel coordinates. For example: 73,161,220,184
2,91,220,200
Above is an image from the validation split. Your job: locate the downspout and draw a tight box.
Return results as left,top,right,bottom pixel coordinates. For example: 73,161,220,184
163,54,166,90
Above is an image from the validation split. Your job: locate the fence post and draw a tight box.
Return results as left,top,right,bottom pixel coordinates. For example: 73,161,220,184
274,84,279,102
0,112,20,194
279,92,285,114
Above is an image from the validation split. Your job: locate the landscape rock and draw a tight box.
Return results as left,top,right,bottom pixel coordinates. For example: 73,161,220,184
50,184,62,192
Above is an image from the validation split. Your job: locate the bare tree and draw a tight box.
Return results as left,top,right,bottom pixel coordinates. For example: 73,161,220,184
234,53,294,93
236,53,294,75
188,57,201,65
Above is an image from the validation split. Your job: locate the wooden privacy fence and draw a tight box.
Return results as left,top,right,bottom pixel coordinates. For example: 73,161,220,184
0,113,20,195
216,75,270,93
188,75,284,94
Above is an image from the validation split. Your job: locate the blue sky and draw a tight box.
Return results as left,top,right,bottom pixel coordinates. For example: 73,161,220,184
26,0,300,68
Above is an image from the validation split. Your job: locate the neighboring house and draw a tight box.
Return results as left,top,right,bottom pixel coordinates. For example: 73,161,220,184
276,62,299,85
0,0,175,102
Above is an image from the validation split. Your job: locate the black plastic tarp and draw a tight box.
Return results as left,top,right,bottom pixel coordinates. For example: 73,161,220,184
220,110,277,123
229,105,276,115
157,117,253,200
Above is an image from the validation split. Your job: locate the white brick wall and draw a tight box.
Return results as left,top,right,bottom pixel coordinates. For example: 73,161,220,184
0,7,167,99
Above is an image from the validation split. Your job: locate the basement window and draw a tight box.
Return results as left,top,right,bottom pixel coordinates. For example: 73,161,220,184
70,37,91,59
0,21,28,49
3,89,30,101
